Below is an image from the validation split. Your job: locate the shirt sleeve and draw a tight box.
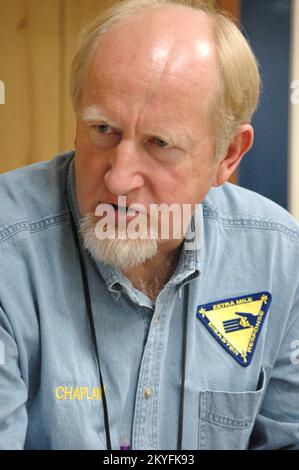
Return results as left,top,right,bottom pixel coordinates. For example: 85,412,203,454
249,289,299,449
0,305,28,449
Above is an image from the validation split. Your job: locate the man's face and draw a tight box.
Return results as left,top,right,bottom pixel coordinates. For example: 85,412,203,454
74,9,221,266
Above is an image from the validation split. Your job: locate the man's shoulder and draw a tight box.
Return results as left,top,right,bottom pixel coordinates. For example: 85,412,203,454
203,182,299,241
0,151,74,238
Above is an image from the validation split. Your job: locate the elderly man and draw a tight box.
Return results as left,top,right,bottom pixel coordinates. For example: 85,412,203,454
0,0,298,450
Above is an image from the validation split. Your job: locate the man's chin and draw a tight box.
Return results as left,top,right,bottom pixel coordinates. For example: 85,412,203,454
79,215,158,271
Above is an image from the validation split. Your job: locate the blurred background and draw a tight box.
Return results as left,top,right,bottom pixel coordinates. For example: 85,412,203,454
0,0,298,220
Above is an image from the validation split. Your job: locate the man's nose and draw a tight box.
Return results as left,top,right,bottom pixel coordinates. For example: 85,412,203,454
104,140,145,195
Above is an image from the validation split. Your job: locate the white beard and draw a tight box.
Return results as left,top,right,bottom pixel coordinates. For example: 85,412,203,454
79,213,158,271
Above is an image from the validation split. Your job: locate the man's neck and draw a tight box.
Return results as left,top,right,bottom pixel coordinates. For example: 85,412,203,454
123,242,183,303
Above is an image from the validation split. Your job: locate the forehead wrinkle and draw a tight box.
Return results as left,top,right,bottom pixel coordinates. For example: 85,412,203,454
134,49,215,145
132,40,175,125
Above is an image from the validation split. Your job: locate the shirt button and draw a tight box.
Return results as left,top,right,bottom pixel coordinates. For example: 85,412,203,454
153,316,160,326
144,387,153,399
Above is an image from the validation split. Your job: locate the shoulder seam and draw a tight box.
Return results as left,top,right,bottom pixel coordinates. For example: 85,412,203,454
203,205,299,242
0,210,70,244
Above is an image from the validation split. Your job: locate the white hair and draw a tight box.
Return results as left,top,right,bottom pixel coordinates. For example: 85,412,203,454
79,213,158,271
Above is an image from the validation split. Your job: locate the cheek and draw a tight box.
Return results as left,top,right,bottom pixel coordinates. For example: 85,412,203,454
75,130,109,188
75,151,108,215
149,169,195,206
167,161,217,205
188,171,216,203
77,157,107,195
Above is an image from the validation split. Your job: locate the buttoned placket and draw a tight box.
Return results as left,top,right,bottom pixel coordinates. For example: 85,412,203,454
132,285,178,450
91,253,201,450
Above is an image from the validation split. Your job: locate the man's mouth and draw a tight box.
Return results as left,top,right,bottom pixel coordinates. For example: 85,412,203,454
109,202,146,215
110,203,134,215
110,202,124,211
105,203,147,221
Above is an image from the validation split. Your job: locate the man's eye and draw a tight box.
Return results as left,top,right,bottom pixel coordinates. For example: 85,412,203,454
154,138,170,148
89,124,121,150
94,124,113,134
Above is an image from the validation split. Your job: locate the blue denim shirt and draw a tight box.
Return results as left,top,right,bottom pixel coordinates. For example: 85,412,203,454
0,151,298,450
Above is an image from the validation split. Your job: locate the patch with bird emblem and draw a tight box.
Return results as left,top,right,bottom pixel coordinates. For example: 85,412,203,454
196,292,272,367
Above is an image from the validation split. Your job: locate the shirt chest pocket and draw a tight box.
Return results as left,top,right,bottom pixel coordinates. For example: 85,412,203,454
198,367,268,450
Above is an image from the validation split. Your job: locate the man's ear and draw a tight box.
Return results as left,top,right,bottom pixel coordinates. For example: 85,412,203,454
213,124,254,187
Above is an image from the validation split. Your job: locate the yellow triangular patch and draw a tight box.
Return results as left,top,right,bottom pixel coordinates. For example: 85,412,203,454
197,292,271,366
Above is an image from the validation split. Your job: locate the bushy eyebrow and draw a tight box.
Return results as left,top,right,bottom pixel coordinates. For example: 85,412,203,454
80,105,192,150
81,105,119,128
